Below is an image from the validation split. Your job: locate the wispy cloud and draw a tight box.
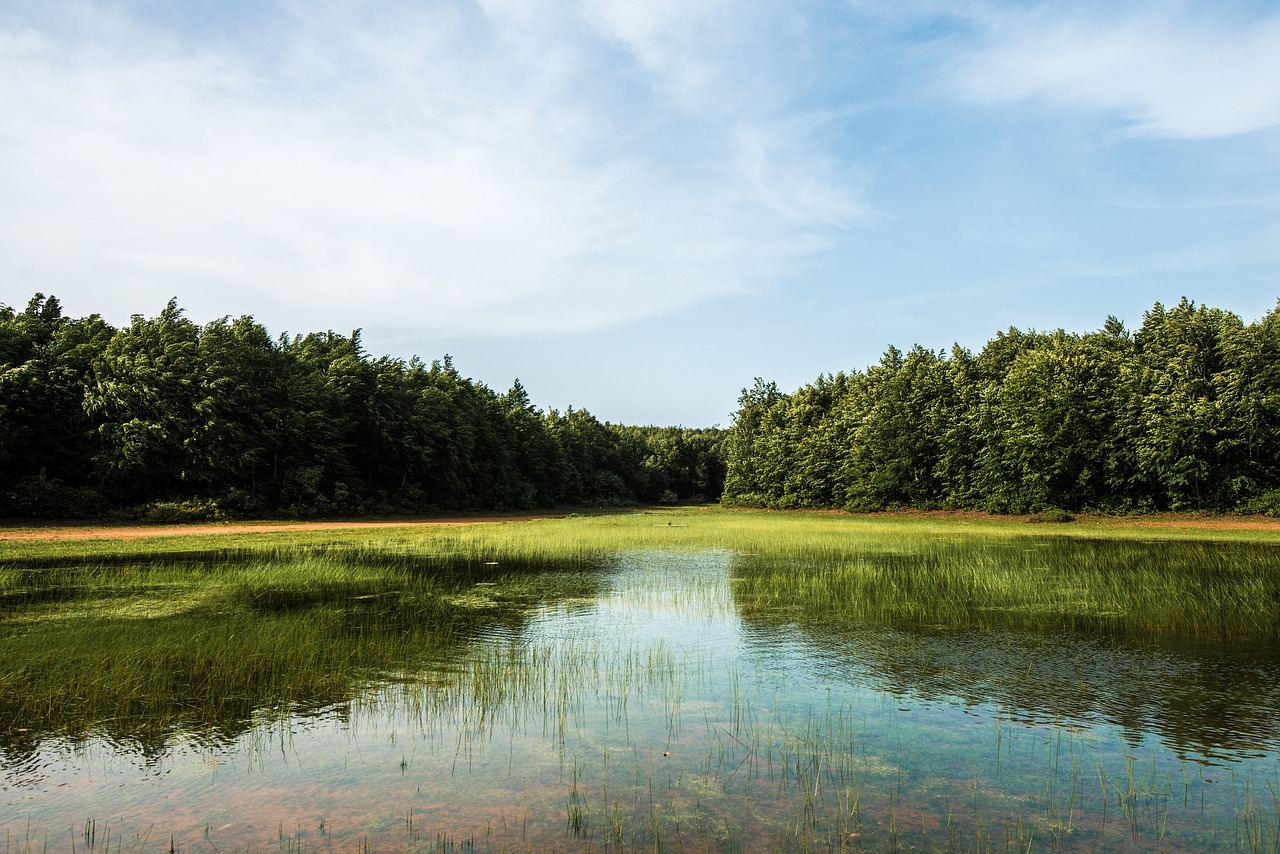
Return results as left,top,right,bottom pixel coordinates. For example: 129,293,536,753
955,5,1280,139
0,1,865,334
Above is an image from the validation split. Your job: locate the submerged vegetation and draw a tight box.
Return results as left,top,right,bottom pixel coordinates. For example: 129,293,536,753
3,508,1280,851
4,508,1279,741
0,545,605,747
733,535,1280,639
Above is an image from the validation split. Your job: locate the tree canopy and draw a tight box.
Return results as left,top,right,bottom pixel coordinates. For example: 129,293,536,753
7,294,1277,519
0,296,724,519
722,298,1280,515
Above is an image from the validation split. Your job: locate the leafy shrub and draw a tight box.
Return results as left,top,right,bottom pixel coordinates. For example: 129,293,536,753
1238,491,1280,518
1029,507,1074,523
3,473,107,518
141,499,225,523
587,471,631,504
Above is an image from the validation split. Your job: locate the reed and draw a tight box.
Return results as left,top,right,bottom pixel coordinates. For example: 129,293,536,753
3,507,1279,852
4,508,1278,742
0,548,606,744
731,534,1280,640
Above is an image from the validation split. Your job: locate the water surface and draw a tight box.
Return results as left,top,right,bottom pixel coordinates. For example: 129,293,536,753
3,548,1279,852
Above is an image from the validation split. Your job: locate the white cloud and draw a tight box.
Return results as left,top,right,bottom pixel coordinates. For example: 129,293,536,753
735,115,869,227
956,7,1280,139
580,0,729,99
0,1,864,335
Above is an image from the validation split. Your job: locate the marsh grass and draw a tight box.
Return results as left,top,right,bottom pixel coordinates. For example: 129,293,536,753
3,507,1280,851
3,508,1279,744
0,544,607,747
732,533,1280,640
353,647,1279,854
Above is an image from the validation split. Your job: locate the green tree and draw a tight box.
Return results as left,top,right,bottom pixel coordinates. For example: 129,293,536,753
1130,299,1244,509
838,346,952,509
0,295,114,514
986,331,1125,511
85,299,203,502
722,378,785,505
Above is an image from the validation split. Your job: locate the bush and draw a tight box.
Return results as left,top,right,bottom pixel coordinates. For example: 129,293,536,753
140,499,225,523
1029,507,1074,523
3,473,107,518
1238,490,1280,518
587,471,631,504
212,488,264,518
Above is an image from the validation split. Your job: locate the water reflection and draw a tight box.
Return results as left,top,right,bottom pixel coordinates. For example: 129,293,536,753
2,543,1279,852
0,553,608,760
740,616,1280,763
731,545,1280,765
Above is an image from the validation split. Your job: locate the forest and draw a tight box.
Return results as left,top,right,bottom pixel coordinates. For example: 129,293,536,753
0,295,724,519
5,294,1280,520
722,298,1280,514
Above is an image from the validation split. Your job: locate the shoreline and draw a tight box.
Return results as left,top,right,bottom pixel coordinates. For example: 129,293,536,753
4,504,1280,541
0,510,588,542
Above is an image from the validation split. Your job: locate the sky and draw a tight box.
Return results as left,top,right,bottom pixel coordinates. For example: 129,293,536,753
2,0,1279,426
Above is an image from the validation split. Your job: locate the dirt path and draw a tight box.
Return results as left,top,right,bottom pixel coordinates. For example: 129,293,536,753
3,507,1277,544
932,509,1280,531
785,507,1280,532
1080,515,1280,532
0,513,568,542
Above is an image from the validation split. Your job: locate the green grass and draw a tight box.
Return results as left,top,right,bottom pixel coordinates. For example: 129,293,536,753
6,504,1279,557
3,506,1278,743
3,507,1279,853
732,535,1280,639
0,547,605,743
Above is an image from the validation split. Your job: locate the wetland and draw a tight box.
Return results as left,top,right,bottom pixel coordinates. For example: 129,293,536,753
2,508,1280,852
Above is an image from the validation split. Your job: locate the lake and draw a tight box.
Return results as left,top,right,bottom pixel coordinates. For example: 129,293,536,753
3,523,1280,852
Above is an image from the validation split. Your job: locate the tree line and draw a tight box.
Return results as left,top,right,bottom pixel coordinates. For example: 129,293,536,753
0,295,725,519
723,298,1280,514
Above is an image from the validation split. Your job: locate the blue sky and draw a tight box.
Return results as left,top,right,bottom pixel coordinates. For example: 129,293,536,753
3,0,1278,426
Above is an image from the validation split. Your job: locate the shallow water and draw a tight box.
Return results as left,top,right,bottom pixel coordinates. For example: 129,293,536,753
4,548,1280,852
